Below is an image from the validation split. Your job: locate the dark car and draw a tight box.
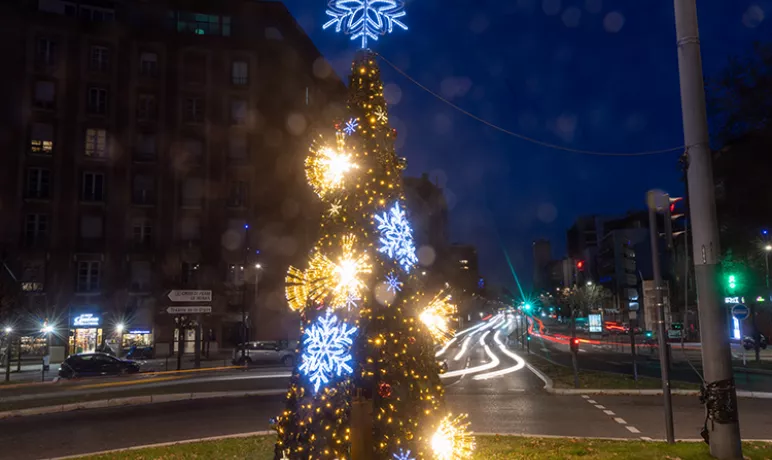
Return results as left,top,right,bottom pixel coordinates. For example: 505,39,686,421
743,334,768,351
58,352,140,379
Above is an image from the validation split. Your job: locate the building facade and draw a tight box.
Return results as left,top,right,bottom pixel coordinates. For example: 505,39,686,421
0,0,344,357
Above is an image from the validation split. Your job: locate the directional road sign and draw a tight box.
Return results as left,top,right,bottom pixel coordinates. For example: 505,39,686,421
732,304,750,321
166,306,212,315
167,290,212,303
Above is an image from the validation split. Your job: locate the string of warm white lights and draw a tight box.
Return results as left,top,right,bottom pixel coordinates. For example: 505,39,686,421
376,52,690,158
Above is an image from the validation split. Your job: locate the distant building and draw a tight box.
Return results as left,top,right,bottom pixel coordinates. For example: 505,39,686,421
532,239,551,292
404,173,449,273
0,0,345,358
445,244,480,296
567,216,601,260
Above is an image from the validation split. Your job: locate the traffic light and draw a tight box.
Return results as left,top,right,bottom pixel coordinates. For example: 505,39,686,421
576,260,585,271
523,303,532,312
645,331,653,338
570,338,580,353
727,274,737,291
663,196,684,250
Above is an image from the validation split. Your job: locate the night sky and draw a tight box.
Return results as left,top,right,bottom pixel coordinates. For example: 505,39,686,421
282,0,771,291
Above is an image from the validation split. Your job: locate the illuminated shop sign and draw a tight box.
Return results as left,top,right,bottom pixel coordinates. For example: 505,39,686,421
72,313,101,327
128,330,151,335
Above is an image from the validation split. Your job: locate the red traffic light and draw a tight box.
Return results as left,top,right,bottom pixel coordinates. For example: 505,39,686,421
576,260,585,271
571,338,580,345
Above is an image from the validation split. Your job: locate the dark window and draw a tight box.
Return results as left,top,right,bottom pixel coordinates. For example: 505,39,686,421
231,60,248,85
81,172,105,202
183,138,204,163
26,168,51,199
132,174,156,205
33,81,55,109
76,261,101,292
139,52,158,77
227,180,247,208
135,133,157,161
181,262,199,286
230,99,247,125
130,261,151,292
137,94,157,120
24,214,48,245
181,177,203,207
30,123,54,155
227,134,247,161
180,216,201,241
183,97,204,123
35,38,57,67
87,87,108,114
132,219,153,245
89,46,110,72
79,215,103,239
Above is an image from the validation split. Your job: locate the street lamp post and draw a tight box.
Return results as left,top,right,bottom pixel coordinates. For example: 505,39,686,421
4,327,12,383
764,245,771,289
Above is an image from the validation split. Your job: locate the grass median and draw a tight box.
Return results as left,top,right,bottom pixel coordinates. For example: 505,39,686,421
74,435,772,459
527,354,700,390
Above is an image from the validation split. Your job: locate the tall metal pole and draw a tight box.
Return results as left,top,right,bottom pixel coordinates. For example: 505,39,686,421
648,199,675,444
241,225,250,361
673,0,742,456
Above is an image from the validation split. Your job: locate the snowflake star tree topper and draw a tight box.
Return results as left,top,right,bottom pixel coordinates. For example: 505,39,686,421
324,0,408,49
375,202,418,272
299,310,357,393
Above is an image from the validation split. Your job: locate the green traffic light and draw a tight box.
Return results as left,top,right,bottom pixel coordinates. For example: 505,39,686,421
728,274,737,290
524,303,532,311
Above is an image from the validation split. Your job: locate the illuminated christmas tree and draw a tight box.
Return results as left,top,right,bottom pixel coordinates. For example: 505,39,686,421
272,3,474,459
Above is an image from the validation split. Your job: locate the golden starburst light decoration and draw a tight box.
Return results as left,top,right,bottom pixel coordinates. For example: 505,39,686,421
431,414,475,460
285,235,372,311
419,292,457,343
306,132,358,198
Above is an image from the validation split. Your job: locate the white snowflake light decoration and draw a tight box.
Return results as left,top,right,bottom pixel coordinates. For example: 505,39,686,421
374,106,388,123
374,202,418,272
392,449,415,460
344,118,359,135
299,310,357,393
324,0,408,49
345,293,360,310
328,200,343,217
386,272,402,293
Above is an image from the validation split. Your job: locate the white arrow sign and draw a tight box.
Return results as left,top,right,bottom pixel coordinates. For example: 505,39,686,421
167,306,212,315
168,290,212,302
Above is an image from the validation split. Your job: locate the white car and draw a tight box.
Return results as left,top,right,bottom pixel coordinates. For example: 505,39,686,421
232,341,296,366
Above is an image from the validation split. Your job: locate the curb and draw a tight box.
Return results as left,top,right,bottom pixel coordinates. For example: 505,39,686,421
0,389,286,420
525,359,772,398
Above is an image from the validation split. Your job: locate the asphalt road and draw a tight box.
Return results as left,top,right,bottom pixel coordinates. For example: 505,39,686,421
0,314,770,460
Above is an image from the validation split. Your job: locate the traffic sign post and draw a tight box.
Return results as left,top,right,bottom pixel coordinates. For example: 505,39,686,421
166,306,212,315
732,305,750,366
168,290,212,303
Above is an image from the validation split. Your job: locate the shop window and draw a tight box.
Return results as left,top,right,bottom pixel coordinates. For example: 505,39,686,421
30,122,54,155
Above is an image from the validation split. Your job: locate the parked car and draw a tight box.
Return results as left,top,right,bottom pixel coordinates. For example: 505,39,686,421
58,352,141,379
232,341,296,366
742,334,768,351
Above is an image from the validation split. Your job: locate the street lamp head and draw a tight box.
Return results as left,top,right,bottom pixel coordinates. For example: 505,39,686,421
765,245,772,252
3,326,11,334
586,281,593,286
116,323,125,333
255,263,262,269
42,325,53,334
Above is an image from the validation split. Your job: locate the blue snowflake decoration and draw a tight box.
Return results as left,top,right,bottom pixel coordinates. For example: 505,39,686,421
299,310,357,393
344,118,359,135
323,0,408,49
375,202,418,272
392,449,414,460
386,272,402,293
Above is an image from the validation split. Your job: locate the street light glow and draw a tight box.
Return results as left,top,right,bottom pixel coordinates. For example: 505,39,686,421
255,263,262,269
586,281,593,286
116,323,125,333
3,326,11,334
42,325,53,334
765,245,772,252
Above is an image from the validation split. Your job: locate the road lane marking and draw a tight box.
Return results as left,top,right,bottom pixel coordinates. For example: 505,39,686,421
614,417,627,425
626,426,641,434
587,399,597,404
603,410,615,416
581,395,590,399
594,405,606,409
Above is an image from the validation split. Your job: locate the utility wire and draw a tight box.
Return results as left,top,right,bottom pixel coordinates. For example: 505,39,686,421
376,52,689,158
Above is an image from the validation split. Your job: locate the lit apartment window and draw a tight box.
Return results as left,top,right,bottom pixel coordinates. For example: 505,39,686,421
139,52,158,77
81,172,105,202
85,128,108,158
33,81,55,109
76,261,101,293
30,123,54,154
21,262,45,292
230,99,247,125
231,60,248,85
80,215,104,239
24,213,48,245
87,87,108,114
26,168,51,199
137,94,157,120
89,45,110,72
183,97,204,123
173,12,231,37
35,37,57,67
